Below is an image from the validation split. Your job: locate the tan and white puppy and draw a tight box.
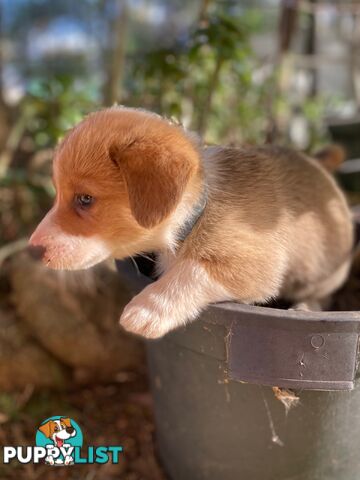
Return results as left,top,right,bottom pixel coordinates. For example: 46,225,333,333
29,108,354,338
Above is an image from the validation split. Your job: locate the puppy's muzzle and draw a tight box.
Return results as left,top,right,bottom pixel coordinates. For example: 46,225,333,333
66,427,75,434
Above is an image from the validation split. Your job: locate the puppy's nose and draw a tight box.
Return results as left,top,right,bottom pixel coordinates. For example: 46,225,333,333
27,245,46,261
66,427,74,434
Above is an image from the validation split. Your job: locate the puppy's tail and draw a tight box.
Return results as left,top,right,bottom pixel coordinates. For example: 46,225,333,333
313,144,346,173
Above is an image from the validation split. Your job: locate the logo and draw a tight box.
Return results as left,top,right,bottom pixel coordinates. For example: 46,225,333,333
2,416,123,466
36,416,83,465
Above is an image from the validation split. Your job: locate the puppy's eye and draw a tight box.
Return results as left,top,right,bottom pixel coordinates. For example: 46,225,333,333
54,425,59,432
75,194,94,208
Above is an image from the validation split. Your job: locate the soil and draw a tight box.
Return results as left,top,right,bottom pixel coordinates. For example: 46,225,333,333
0,211,359,480
0,370,166,480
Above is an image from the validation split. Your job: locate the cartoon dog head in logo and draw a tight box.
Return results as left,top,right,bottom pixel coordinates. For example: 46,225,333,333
38,417,76,448
38,417,77,465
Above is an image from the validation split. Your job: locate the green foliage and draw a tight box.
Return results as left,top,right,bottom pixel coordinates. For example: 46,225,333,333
0,74,99,244
128,8,270,143
0,2,342,247
302,96,329,149
0,393,21,421
24,74,100,148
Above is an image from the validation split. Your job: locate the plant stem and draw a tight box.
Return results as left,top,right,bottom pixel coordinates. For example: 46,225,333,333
197,55,224,137
103,0,129,106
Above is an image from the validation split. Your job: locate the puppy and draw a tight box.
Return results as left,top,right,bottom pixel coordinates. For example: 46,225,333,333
38,417,76,465
29,107,354,338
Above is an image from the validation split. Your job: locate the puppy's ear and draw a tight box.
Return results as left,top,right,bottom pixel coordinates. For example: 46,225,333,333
109,141,197,228
60,417,72,428
38,421,53,438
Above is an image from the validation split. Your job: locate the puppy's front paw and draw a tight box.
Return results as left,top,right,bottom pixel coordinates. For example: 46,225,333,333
120,301,172,339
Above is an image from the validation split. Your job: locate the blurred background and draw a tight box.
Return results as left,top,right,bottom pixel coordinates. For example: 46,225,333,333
0,1,360,479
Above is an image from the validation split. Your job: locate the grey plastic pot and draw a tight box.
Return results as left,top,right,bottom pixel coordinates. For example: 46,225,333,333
116,257,360,480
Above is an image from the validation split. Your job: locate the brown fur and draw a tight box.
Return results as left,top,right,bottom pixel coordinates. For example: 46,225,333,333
30,107,354,337
31,108,202,265
184,145,353,303
108,127,199,228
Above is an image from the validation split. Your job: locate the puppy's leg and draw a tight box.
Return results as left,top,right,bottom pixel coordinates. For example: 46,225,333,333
120,260,232,339
289,259,351,312
291,299,324,312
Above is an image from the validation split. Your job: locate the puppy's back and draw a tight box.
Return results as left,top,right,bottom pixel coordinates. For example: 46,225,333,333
204,145,351,237
199,145,353,302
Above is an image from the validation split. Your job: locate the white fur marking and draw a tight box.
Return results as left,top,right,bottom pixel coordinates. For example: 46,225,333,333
41,227,111,270
120,260,232,338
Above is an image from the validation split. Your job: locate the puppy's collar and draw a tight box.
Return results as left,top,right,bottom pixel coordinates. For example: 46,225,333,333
176,185,207,245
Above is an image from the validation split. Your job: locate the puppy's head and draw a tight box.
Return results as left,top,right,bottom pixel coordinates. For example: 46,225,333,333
29,108,201,270
38,418,76,447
